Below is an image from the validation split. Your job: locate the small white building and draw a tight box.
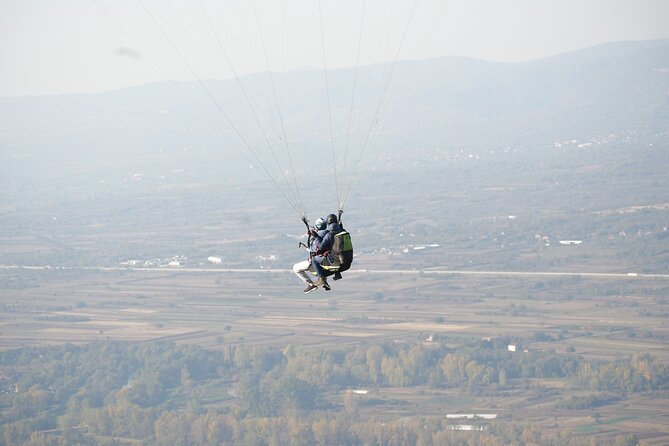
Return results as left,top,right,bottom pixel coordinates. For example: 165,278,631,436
559,240,582,245
208,256,222,265
446,414,497,420
351,390,368,395
508,344,517,352
448,425,485,431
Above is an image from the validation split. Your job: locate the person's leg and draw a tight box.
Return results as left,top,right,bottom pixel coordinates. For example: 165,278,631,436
311,256,325,279
294,260,318,293
311,256,331,290
293,260,314,283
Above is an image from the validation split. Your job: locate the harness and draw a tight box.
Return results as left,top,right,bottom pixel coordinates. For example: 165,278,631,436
300,213,353,272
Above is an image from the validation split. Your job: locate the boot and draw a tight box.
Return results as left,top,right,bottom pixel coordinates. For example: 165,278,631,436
315,277,330,291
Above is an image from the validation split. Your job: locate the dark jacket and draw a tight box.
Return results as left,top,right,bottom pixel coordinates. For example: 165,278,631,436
312,222,342,255
310,229,328,254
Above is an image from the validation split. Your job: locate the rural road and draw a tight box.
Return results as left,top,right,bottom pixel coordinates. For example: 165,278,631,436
1,265,668,280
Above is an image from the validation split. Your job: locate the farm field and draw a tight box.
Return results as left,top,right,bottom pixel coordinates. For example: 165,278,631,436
3,266,668,351
2,265,668,443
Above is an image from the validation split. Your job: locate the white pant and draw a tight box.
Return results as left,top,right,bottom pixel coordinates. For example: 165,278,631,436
293,260,315,283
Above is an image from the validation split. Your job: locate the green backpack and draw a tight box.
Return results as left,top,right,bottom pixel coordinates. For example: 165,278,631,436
324,230,353,272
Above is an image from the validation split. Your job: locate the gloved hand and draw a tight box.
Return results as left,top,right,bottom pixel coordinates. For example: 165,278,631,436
309,229,318,237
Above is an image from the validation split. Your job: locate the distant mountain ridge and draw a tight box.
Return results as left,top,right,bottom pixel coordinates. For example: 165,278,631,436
1,39,667,184
2,39,667,148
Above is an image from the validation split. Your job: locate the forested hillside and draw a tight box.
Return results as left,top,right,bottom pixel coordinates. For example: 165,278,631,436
1,339,660,445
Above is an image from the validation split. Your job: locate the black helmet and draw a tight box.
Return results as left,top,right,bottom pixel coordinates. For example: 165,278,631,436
326,214,338,225
314,217,326,230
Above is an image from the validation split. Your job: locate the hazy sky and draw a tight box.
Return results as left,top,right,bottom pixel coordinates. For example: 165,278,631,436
1,0,668,96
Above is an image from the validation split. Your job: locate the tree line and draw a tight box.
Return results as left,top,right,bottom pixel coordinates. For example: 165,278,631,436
0,338,663,445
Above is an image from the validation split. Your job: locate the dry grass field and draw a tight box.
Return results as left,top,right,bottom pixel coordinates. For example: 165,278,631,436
1,265,668,443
